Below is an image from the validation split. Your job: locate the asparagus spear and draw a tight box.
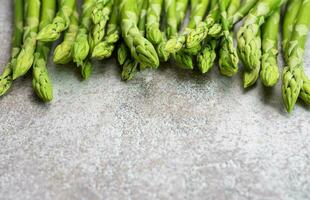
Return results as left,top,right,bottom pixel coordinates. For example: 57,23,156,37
32,0,56,102
146,0,164,44
147,0,169,61
237,0,287,71
73,0,96,66
282,0,310,112
121,0,148,80
90,0,113,48
165,0,210,53
117,43,129,66
186,0,257,49
91,1,120,59
218,0,239,77
53,5,79,64
0,0,24,96
170,0,194,69
260,8,280,87
13,0,41,80
282,0,302,58
120,0,159,68
37,0,76,42
176,0,189,26
197,40,217,73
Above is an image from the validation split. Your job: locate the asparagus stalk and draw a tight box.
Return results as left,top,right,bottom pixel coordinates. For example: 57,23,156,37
37,0,76,42
218,0,239,77
176,0,189,27
146,0,164,44
32,0,56,102
121,0,148,80
165,0,210,53
91,1,120,59
53,4,79,64
90,0,113,48
0,0,24,96
282,0,302,58
13,0,41,80
197,40,217,73
237,0,287,71
73,0,96,66
282,0,310,112
260,8,280,87
120,0,159,68
186,0,257,49
117,43,129,66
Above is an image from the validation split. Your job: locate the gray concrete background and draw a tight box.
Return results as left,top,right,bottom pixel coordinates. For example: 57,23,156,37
1,1,310,200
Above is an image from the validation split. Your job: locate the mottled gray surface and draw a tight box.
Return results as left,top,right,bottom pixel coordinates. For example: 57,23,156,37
1,1,310,200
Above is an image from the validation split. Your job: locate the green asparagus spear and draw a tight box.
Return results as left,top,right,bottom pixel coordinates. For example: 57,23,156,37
120,0,159,68
282,0,310,112
117,43,129,65
146,0,164,44
37,0,76,42
91,1,120,59
186,0,257,49
237,0,287,71
0,0,24,96
121,0,148,80
227,0,258,26
90,0,113,48
73,0,96,66
260,8,280,87
282,0,302,58
197,40,217,73
13,0,41,80
165,0,210,53
218,0,239,77
176,0,189,26
32,0,56,102
300,74,310,105
53,5,79,64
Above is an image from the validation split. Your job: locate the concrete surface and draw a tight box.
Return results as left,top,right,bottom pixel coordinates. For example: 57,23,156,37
1,1,310,200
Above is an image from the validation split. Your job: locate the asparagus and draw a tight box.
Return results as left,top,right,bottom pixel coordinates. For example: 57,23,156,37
260,8,280,87
90,0,113,48
282,0,302,58
197,40,217,73
176,0,189,27
120,0,159,68
146,0,164,44
117,43,129,65
13,0,41,80
300,74,310,105
170,0,193,69
282,0,310,105
227,0,258,26
282,0,310,112
37,0,76,42
73,0,96,66
148,0,169,61
0,0,24,96
91,0,120,59
164,0,178,39
32,0,56,102
186,0,257,49
121,0,148,80
165,0,210,53
218,0,239,77
53,5,79,64
237,0,286,71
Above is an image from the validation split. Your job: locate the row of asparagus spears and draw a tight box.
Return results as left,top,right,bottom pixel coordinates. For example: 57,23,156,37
0,0,310,112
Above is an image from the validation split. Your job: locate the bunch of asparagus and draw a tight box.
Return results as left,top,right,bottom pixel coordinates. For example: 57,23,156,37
0,0,310,113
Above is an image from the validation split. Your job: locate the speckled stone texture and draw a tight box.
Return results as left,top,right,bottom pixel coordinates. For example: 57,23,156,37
0,1,310,200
